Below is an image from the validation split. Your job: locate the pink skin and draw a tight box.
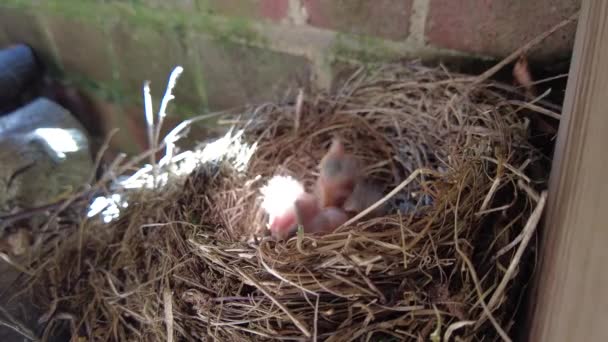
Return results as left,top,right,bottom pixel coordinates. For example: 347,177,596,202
270,138,359,240
269,192,317,240
294,194,349,235
307,207,349,235
269,209,297,240
270,192,349,240
316,138,360,208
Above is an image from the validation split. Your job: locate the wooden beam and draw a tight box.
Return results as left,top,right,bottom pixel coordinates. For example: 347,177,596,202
526,0,608,341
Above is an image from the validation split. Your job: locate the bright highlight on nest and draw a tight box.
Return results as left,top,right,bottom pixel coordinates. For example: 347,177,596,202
25,62,555,342
33,127,83,160
260,175,305,229
87,127,257,223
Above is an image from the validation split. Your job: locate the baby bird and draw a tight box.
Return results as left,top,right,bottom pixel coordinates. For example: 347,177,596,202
269,192,349,240
268,192,318,240
262,175,308,240
268,206,298,240
343,181,387,218
316,138,361,208
294,194,349,235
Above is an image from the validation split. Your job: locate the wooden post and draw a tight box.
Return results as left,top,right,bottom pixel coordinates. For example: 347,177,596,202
526,0,608,340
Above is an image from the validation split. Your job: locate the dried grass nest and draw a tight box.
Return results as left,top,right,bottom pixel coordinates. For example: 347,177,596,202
27,62,554,341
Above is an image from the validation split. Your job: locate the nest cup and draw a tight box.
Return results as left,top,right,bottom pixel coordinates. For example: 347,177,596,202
28,62,547,341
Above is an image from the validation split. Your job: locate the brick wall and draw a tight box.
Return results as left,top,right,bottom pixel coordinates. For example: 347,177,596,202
0,0,580,154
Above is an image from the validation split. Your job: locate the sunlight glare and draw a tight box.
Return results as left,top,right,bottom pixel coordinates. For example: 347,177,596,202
33,128,82,159
259,175,305,225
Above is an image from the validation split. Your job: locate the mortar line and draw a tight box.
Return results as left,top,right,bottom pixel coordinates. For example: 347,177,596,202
155,21,481,93
7,0,492,95
408,0,431,47
34,13,64,73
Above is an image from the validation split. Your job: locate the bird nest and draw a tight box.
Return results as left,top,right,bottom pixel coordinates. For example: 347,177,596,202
24,62,553,341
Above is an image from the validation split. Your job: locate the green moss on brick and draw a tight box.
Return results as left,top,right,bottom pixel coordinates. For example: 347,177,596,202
329,33,400,65
57,71,201,120
1,0,274,118
2,0,266,47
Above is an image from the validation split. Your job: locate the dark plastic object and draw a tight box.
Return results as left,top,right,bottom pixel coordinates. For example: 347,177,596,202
0,44,40,103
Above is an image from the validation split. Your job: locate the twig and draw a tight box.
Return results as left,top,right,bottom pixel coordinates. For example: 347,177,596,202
0,199,82,226
155,66,184,151
237,269,311,338
0,319,37,341
0,304,38,341
509,100,561,120
341,168,439,227
518,179,541,203
479,176,502,213
458,240,511,341
444,321,475,342
86,128,119,185
144,66,184,187
518,73,569,89
163,287,174,342
259,257,317,296
23,104,228,232
481,157,530,183
488,82,563,112
487,191,547,311
35,108,225,230
211,296,265,302
0,129,118,227
160,110,228,166
294,88,304,132
0,253,34,276
313,295,319,342
473,11,579,85
38,144,162,231
453,180,512,342
430,305,442,342
143,80,155,172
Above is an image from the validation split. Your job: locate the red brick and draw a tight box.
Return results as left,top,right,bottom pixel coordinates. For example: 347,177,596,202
426,0,580,59
203,0,289,22
303,0,412,40
259,0,289,22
